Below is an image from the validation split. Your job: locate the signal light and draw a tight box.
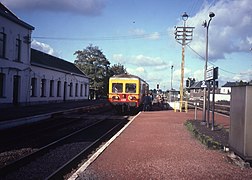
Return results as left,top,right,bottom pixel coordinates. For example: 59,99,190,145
186,80,190,87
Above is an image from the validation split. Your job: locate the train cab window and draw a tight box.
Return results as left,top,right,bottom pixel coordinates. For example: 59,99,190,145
126,83,136,93
112,83,122,93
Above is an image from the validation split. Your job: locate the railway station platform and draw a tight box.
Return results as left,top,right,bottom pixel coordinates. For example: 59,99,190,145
69,110,252,180
0,99,109,130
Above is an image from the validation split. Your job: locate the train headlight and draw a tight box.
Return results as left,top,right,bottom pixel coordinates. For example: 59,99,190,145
129,96,136,100
112,96,120,100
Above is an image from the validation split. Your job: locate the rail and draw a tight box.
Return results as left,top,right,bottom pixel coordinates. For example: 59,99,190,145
187,101,230,116
0,115,129,179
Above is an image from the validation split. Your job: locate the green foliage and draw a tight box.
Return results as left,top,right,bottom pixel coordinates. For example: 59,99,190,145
74,44,127,99
74,44,110,98
184,120,223,150
109,63,127,76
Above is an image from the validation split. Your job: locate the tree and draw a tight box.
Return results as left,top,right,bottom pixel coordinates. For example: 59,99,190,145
74,44,110,99
109,63,127,76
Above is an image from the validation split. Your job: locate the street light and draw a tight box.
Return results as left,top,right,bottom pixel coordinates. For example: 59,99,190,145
182,12,189,24
202,12,215,124
171,65,174,90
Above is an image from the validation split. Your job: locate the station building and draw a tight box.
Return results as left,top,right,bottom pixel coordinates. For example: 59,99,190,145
0,3,89,107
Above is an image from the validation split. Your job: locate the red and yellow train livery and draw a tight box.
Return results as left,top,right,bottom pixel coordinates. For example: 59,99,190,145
108,73,149,111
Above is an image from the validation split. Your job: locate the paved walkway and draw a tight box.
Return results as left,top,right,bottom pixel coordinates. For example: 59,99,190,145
0,100,108,130
70,110,252,180
0,100,107,121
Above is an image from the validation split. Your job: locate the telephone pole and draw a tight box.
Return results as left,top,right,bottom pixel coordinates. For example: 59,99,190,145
174,12,194,111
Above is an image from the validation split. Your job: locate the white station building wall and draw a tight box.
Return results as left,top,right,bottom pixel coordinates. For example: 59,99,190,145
29,65,89,103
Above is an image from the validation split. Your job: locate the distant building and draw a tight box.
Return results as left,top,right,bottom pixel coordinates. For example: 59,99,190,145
188,81,204,100
220,82,237,94
0,3,89,107
187,80,220,101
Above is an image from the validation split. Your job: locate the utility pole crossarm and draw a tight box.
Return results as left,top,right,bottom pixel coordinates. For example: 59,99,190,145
174,12,194,112
174,26,194,46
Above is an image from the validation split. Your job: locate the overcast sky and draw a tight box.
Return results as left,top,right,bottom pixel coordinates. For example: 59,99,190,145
2,0,252,89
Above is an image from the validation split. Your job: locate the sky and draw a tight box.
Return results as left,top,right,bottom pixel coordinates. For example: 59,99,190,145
2,0,252,90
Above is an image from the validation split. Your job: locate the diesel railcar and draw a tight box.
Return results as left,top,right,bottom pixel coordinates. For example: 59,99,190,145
108,73,149,112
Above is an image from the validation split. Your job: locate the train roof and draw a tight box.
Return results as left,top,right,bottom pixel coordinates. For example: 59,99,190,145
110,73,148,84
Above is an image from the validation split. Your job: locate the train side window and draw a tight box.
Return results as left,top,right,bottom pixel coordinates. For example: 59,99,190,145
112,83,123,93
126,83,136,93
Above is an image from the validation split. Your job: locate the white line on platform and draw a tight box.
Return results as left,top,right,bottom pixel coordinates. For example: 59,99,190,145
68,111,142,180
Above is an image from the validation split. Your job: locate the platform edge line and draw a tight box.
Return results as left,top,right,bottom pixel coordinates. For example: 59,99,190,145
68,111,142,180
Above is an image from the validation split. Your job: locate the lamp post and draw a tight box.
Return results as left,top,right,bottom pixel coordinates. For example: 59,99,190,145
171,65,174,90
202,12,215,124
170,65,174,102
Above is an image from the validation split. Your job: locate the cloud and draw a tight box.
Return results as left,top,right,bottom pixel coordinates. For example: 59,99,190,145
129,28,160,40
31,39,58,56
147,32,160,40
129,29,145,36
135,67,145,73
112,54,125,64
2,0,107,16
132,54,168,68
126,67,147,79
112,54,169,68
112,54,174,89
232,69,252,82
188,0,252,60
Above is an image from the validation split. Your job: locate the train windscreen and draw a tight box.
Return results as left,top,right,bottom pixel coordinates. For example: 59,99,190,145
112,83,123,93
126,83,136,93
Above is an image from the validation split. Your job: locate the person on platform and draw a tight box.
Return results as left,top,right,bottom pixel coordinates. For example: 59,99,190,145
143,94,152,111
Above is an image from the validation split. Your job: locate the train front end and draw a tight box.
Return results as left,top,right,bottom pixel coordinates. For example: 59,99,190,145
108,76,140,108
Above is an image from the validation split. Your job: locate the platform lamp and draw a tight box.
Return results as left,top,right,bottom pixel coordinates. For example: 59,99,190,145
202,12,215,124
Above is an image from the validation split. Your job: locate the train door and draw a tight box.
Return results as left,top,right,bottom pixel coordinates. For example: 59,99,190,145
13,75,20,105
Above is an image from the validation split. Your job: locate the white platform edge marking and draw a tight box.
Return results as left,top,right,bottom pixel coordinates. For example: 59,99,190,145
68,111,142,180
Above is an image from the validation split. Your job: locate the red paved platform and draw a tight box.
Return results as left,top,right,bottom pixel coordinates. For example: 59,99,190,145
69,110,252,179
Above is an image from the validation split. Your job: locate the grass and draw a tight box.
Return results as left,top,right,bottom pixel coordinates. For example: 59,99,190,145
184,120,223,150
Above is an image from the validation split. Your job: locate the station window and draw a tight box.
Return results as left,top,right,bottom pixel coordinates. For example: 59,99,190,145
112,83,123,93
0,73,5,97
80,84,83,97
84,84,87,97
15,38,21,61
30,77,37,97
69,82,73,97
126,83,136,93
75,83,78,97
40,79,46,97
57,81,61,97
49,80,54,97
0,32,6,58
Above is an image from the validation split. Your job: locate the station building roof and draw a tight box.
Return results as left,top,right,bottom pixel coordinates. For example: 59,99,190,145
0,2,34,30
189,81,203,89
222,82,239,87
31,49,87,77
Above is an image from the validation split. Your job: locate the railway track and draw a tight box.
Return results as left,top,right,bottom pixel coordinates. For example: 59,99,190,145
0,114,129,179
0,103,113,167
188,101,230,116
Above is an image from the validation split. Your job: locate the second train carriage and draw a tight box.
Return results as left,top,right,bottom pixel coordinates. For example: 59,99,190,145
108,73,149,111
